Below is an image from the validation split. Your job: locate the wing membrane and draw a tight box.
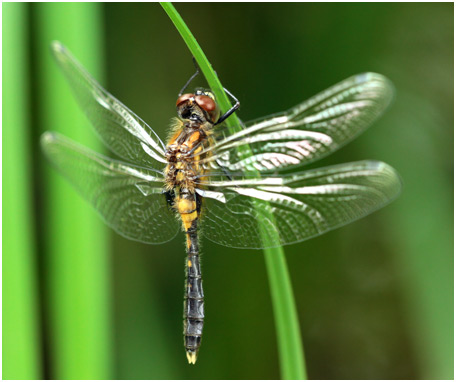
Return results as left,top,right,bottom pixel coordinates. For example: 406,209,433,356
197,161,401,249
197,73,394,174
44,51,400,249
51,42,167,170
41,132,179,244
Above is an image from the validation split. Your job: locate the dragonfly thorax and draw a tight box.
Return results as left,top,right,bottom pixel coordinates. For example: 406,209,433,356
164,119,211,193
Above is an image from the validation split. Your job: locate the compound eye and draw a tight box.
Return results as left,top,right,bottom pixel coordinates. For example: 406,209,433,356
195,95,216,112
176,93,194,106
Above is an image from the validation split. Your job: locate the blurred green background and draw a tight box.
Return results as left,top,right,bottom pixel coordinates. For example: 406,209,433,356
3,3,453,380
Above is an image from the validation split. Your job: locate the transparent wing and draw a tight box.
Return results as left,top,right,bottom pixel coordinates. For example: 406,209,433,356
196,73,394,174
196,161,401,249
41,132,179,244
51,41,167,170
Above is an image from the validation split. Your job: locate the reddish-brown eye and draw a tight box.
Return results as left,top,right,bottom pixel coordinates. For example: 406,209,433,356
195,95,216,112
176,93,194,106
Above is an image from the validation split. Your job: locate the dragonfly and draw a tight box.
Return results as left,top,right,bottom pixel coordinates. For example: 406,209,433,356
41,41,402,364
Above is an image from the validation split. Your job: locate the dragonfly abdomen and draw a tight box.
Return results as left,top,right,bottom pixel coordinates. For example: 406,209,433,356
178,191,204,364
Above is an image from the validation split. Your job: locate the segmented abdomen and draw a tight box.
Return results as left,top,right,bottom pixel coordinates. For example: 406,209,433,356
178,191,204,364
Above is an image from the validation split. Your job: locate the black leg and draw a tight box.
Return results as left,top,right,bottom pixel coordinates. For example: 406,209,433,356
179,58,200,96
215,87,240,125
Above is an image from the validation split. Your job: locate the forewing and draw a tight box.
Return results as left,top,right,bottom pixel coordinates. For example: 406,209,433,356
198,73,394,174
197,161,401,249
41,132,179,244
51,41,167,170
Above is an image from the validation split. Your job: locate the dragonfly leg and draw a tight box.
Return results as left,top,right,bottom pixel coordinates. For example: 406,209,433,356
215,87,240,125
179,57,200,96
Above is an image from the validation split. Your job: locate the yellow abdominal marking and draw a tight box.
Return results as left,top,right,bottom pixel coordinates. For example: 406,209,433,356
188,259,192,267
177,198,194,212
177,198,198,231
186,351,197,365
181,213,197,231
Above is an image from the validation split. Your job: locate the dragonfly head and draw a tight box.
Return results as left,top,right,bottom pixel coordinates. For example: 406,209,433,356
176,89,220,124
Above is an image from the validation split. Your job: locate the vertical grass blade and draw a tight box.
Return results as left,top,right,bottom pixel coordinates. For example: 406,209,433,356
161,3,307,379
263,247,307,379
34,3,113,378
3,3,43,378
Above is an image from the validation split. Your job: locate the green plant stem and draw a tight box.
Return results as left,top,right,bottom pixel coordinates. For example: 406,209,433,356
160,3,307,379
35,3,113,379
264,247,306,379
3,3,43,378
